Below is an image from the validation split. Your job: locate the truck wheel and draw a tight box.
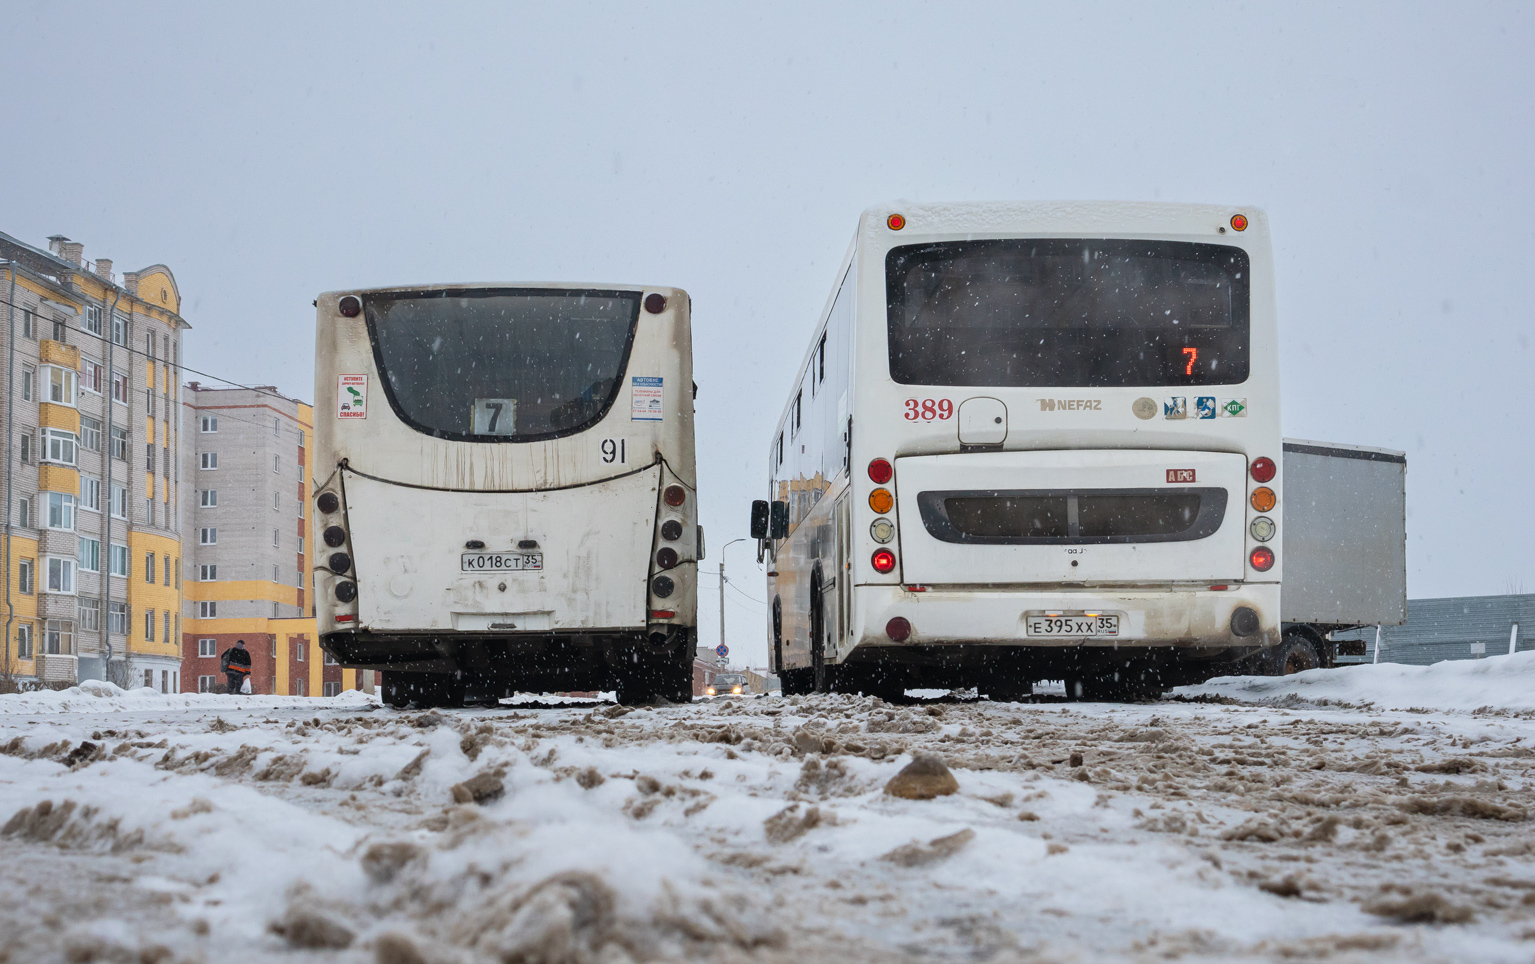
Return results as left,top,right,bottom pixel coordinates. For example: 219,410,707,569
1271,634,1321,676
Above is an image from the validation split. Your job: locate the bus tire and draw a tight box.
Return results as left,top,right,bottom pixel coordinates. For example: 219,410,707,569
1269,633,1321,676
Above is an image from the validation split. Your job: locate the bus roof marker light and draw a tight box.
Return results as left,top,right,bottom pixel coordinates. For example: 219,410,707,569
868,458,893,484
644,293,667,314
1230,214,1248,232
872,548,897,573
339,296,361,317
1250,457,1276,483
886,213,906,231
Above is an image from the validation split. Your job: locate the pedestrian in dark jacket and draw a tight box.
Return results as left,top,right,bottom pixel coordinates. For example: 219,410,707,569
220,640,252,694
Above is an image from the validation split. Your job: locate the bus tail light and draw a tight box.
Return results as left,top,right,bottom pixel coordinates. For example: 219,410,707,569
656,547,678,569
649,609,675,619
323,525,348,548
1250,547,1275,571
886,616,911,641
872,549,896,573
335,581,357,603
1250,487,1276,512
887,213,906,231
664,485,687,507
1250,457,1276,483
651,575,675,598
316,492,339,514
868,458,893,484
869,489,894,513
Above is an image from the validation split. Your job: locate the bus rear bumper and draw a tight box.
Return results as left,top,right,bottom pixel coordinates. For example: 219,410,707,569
851,583,1281,654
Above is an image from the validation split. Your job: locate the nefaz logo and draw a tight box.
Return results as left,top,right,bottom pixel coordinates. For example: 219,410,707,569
1166,469,1197,483
1038,398,1102,412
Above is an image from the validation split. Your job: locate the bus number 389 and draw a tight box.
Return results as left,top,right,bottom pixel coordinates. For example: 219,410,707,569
903,399,954,421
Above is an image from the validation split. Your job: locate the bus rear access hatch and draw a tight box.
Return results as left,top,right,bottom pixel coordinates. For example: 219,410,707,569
893,450,1247,586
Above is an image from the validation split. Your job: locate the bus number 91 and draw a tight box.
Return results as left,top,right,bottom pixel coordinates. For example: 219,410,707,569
600,438,627,464
904,399,954,421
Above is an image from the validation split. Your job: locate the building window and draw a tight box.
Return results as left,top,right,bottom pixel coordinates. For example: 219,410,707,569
144,609,155,640
145,552,156,584
17,497,31,529
164,554,171,587
298,464,304,483
297,499,304,519
273,528,280,547
78,537,101,572
46,492,76,531
112,371,129,403
46,557,76,594
18,559,34,595
298,432,305,449
198,675,216,692
273,492,280,511
145,442,156,472
273,455,280,473
200,489,218,507
108,601,129,635
43,429,78,466
200,416,217,433
273,416,280,437
85,305,103,336
298,536,305,555
111,313,128,347
198,638,216,657
52,318,66,343
201,452,218,470
792,391,802,436
199,601,217,618
79,598,100,631
20,366,33,402
200,564,217,581
163,612,171,643
324,650,338,666
81,359,102,394
296,641,304,662
80,477,101,512
110,485,127,518
80,416,102,453
143,669,153,689
323,681,341,697
16,624,33,659
200,527,217,545
46,366,77,405
110,543,129,577
45,620,74,655
295,677,307,697
110,426,128,460
21,309,36,340
145,499,155,526
18,430,32,465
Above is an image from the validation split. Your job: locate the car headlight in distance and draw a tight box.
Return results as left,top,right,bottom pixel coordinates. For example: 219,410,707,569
705,687,715,695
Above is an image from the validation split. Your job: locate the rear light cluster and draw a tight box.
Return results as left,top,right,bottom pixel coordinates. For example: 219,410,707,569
1249,456,1277,572
867,459,898,576
652,483,689,604
314,489,358,610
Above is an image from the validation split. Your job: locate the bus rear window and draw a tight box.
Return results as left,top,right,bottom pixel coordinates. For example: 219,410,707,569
886,239,1249,387
365,289,640,443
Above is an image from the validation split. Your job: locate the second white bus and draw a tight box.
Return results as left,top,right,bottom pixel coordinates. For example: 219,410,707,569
753,202,1283,700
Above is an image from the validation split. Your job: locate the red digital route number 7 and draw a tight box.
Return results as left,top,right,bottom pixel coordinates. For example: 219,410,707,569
904,399,954,420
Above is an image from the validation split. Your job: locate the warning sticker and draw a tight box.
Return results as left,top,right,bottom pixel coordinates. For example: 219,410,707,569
1220,398,1248,418
631,376,663,421
338,374,368,419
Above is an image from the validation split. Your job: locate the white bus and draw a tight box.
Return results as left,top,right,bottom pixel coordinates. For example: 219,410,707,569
314,284,699,706
753,202,1282,700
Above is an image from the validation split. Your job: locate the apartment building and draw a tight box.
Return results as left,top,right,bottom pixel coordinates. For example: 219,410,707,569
179,384,355,695
1,231,188,690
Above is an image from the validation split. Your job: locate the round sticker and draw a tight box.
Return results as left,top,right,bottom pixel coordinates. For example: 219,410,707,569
1132,397,1157,420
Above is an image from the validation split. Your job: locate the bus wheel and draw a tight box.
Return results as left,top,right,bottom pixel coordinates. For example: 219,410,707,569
1270,634,1321,676
615,649,693,706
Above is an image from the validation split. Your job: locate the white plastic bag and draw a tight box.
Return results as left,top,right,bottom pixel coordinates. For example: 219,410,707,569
240,676,252,694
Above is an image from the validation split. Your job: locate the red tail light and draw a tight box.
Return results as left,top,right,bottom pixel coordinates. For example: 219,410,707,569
1250,546,1275,571
886,617,911,641
664,485,686,507
871,549,896,573
1250,457,1276,483
868,458,893,484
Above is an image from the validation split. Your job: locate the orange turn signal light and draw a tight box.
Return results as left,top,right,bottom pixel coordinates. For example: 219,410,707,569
869,488,894,513
887,213,906,231
1250,487,1276,512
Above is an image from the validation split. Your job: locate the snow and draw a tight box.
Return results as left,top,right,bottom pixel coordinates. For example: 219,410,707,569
3,668,1535,962
1179,650,1535,714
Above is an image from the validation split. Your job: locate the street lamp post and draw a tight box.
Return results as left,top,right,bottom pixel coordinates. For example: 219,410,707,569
718,537,748,666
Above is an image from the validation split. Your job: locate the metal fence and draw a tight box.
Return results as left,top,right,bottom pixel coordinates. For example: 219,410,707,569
1332,593,1535,665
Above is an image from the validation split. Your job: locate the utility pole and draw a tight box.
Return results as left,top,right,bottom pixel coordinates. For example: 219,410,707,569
718,538,747,666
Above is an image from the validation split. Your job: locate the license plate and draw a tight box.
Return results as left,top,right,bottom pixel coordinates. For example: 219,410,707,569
1025,613,1120,637
461,552,542,572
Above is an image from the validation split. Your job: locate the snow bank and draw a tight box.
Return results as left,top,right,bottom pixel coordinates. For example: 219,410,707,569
1178,650,1535,713
0,680,379,715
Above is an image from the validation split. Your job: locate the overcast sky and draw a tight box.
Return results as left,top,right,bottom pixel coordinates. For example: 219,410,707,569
3,2,1531,665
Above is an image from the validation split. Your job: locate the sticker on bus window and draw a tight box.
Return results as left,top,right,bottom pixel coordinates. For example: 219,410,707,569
471,398,517,435
631,376,663,421
1195,396,1217,419
337,374,368,419
1220,398,1247,418
1162,396,1186,420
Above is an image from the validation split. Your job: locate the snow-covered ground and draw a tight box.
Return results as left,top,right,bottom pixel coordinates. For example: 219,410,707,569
3,656,1534,963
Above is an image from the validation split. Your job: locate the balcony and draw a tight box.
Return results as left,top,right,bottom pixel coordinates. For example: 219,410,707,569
37,653,78,684
40,339,81,369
